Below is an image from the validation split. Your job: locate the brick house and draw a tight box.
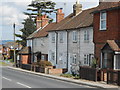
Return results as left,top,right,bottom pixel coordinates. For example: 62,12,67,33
93,1,120,69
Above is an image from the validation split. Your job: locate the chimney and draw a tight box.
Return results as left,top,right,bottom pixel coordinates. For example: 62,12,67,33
99,0,106,4
36,14,49,29
73,0,82,16
56,8,64,23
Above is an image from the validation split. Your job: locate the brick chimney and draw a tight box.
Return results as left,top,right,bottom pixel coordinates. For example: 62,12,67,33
73,0,82,16
56,8,64,23
99,0,105,4
36,14,49,29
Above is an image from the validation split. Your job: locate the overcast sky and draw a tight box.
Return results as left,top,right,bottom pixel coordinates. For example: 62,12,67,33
0,0,99,40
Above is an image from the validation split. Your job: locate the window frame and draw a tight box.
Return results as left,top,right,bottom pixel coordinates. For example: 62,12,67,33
72,54,77,64
72,31,77,43
51,33,55,43
51,52,55,61
84,30,89,43
59,32,64,43
100,11,107,30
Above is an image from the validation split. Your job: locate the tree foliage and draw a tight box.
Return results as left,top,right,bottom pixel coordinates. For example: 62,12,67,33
24,0,56,22
15,16,36,47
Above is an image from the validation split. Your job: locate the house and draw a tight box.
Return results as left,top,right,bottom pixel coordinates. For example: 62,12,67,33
0,45,3,59
18,46,31,64
93,1,120,70
48,1,95,74
26,14,50,63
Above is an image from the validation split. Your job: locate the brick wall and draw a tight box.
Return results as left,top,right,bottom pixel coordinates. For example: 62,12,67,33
21,55,31,64
93,9,120,66
56,9,64,23
48,68,63,75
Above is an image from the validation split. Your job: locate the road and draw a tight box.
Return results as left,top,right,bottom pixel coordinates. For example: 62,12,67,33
0,66,100,89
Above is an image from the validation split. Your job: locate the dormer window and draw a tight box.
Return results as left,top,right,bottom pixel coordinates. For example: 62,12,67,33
100,11,107,30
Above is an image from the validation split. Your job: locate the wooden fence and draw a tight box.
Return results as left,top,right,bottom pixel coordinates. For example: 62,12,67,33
79,66,98,81
107,70,120,86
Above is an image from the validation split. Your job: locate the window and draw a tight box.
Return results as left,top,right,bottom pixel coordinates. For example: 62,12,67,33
103,53,107,68
84,54,90,65
100,12,107,30
41,55,45,60
59,32,64,43
51,52,55,61
72,31,77,42
73,54,77,64
51,33,55,43
84,30,89,42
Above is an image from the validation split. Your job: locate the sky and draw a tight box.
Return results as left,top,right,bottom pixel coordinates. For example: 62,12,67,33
0,0,99,40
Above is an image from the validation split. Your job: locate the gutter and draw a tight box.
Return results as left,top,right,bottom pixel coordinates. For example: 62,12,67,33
92,6,120,14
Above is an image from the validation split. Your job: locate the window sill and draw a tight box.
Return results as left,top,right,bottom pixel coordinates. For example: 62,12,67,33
99,28,107,31
84,41,89,43
73,41,77,43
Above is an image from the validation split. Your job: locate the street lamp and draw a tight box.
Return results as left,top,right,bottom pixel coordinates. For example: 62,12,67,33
13,23,16,67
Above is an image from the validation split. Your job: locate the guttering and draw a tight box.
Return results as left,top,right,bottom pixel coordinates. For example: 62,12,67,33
92,6,120,14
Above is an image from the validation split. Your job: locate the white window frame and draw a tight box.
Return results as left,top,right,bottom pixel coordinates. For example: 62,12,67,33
73,54,77,64
84,54,90,66
41,55,45,60
100,11,107,30
59,32,64,43
51,33,55,43
84,30,89,43
51,52,55,61
72,31,77,42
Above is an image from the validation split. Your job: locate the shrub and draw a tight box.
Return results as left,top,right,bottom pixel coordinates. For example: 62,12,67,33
60,74,74,78
39,60,52,68
91,58,97,68
32,60,52,68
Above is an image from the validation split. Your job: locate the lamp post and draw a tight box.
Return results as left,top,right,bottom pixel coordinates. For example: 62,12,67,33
13,23,16,67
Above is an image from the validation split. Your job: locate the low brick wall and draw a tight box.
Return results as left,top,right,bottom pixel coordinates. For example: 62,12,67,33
48,69,63,75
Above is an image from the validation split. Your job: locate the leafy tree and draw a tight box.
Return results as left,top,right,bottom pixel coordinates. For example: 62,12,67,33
15,16,36,47
24,0,56,23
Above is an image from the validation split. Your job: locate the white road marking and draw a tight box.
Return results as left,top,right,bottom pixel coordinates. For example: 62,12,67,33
17,82,32,88
2,77,12,81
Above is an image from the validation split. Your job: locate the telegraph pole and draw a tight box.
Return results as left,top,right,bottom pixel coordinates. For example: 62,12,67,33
13,23,16,67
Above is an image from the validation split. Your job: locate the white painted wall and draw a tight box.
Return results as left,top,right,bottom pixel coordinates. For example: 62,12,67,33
48,31,67,68
33,37,48,54
79,27,94,66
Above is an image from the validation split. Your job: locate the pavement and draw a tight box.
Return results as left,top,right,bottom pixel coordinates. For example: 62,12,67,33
6,66,119,89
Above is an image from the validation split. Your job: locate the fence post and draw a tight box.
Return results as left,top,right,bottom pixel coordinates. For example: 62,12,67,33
107,70,109,84
118,71,120,86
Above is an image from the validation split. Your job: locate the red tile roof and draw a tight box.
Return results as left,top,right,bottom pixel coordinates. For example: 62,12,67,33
92,2,120,13
107,40,120,51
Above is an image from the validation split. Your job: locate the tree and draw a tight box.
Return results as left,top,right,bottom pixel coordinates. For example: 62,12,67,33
15,16,36,47
24,0,56,23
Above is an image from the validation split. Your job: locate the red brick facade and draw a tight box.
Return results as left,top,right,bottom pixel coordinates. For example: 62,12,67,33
93,9,120,67
21,55,31,64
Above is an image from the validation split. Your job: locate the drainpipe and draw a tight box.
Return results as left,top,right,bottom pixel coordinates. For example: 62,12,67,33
55,31,58,65
66,30,69,71
32,39,34,63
